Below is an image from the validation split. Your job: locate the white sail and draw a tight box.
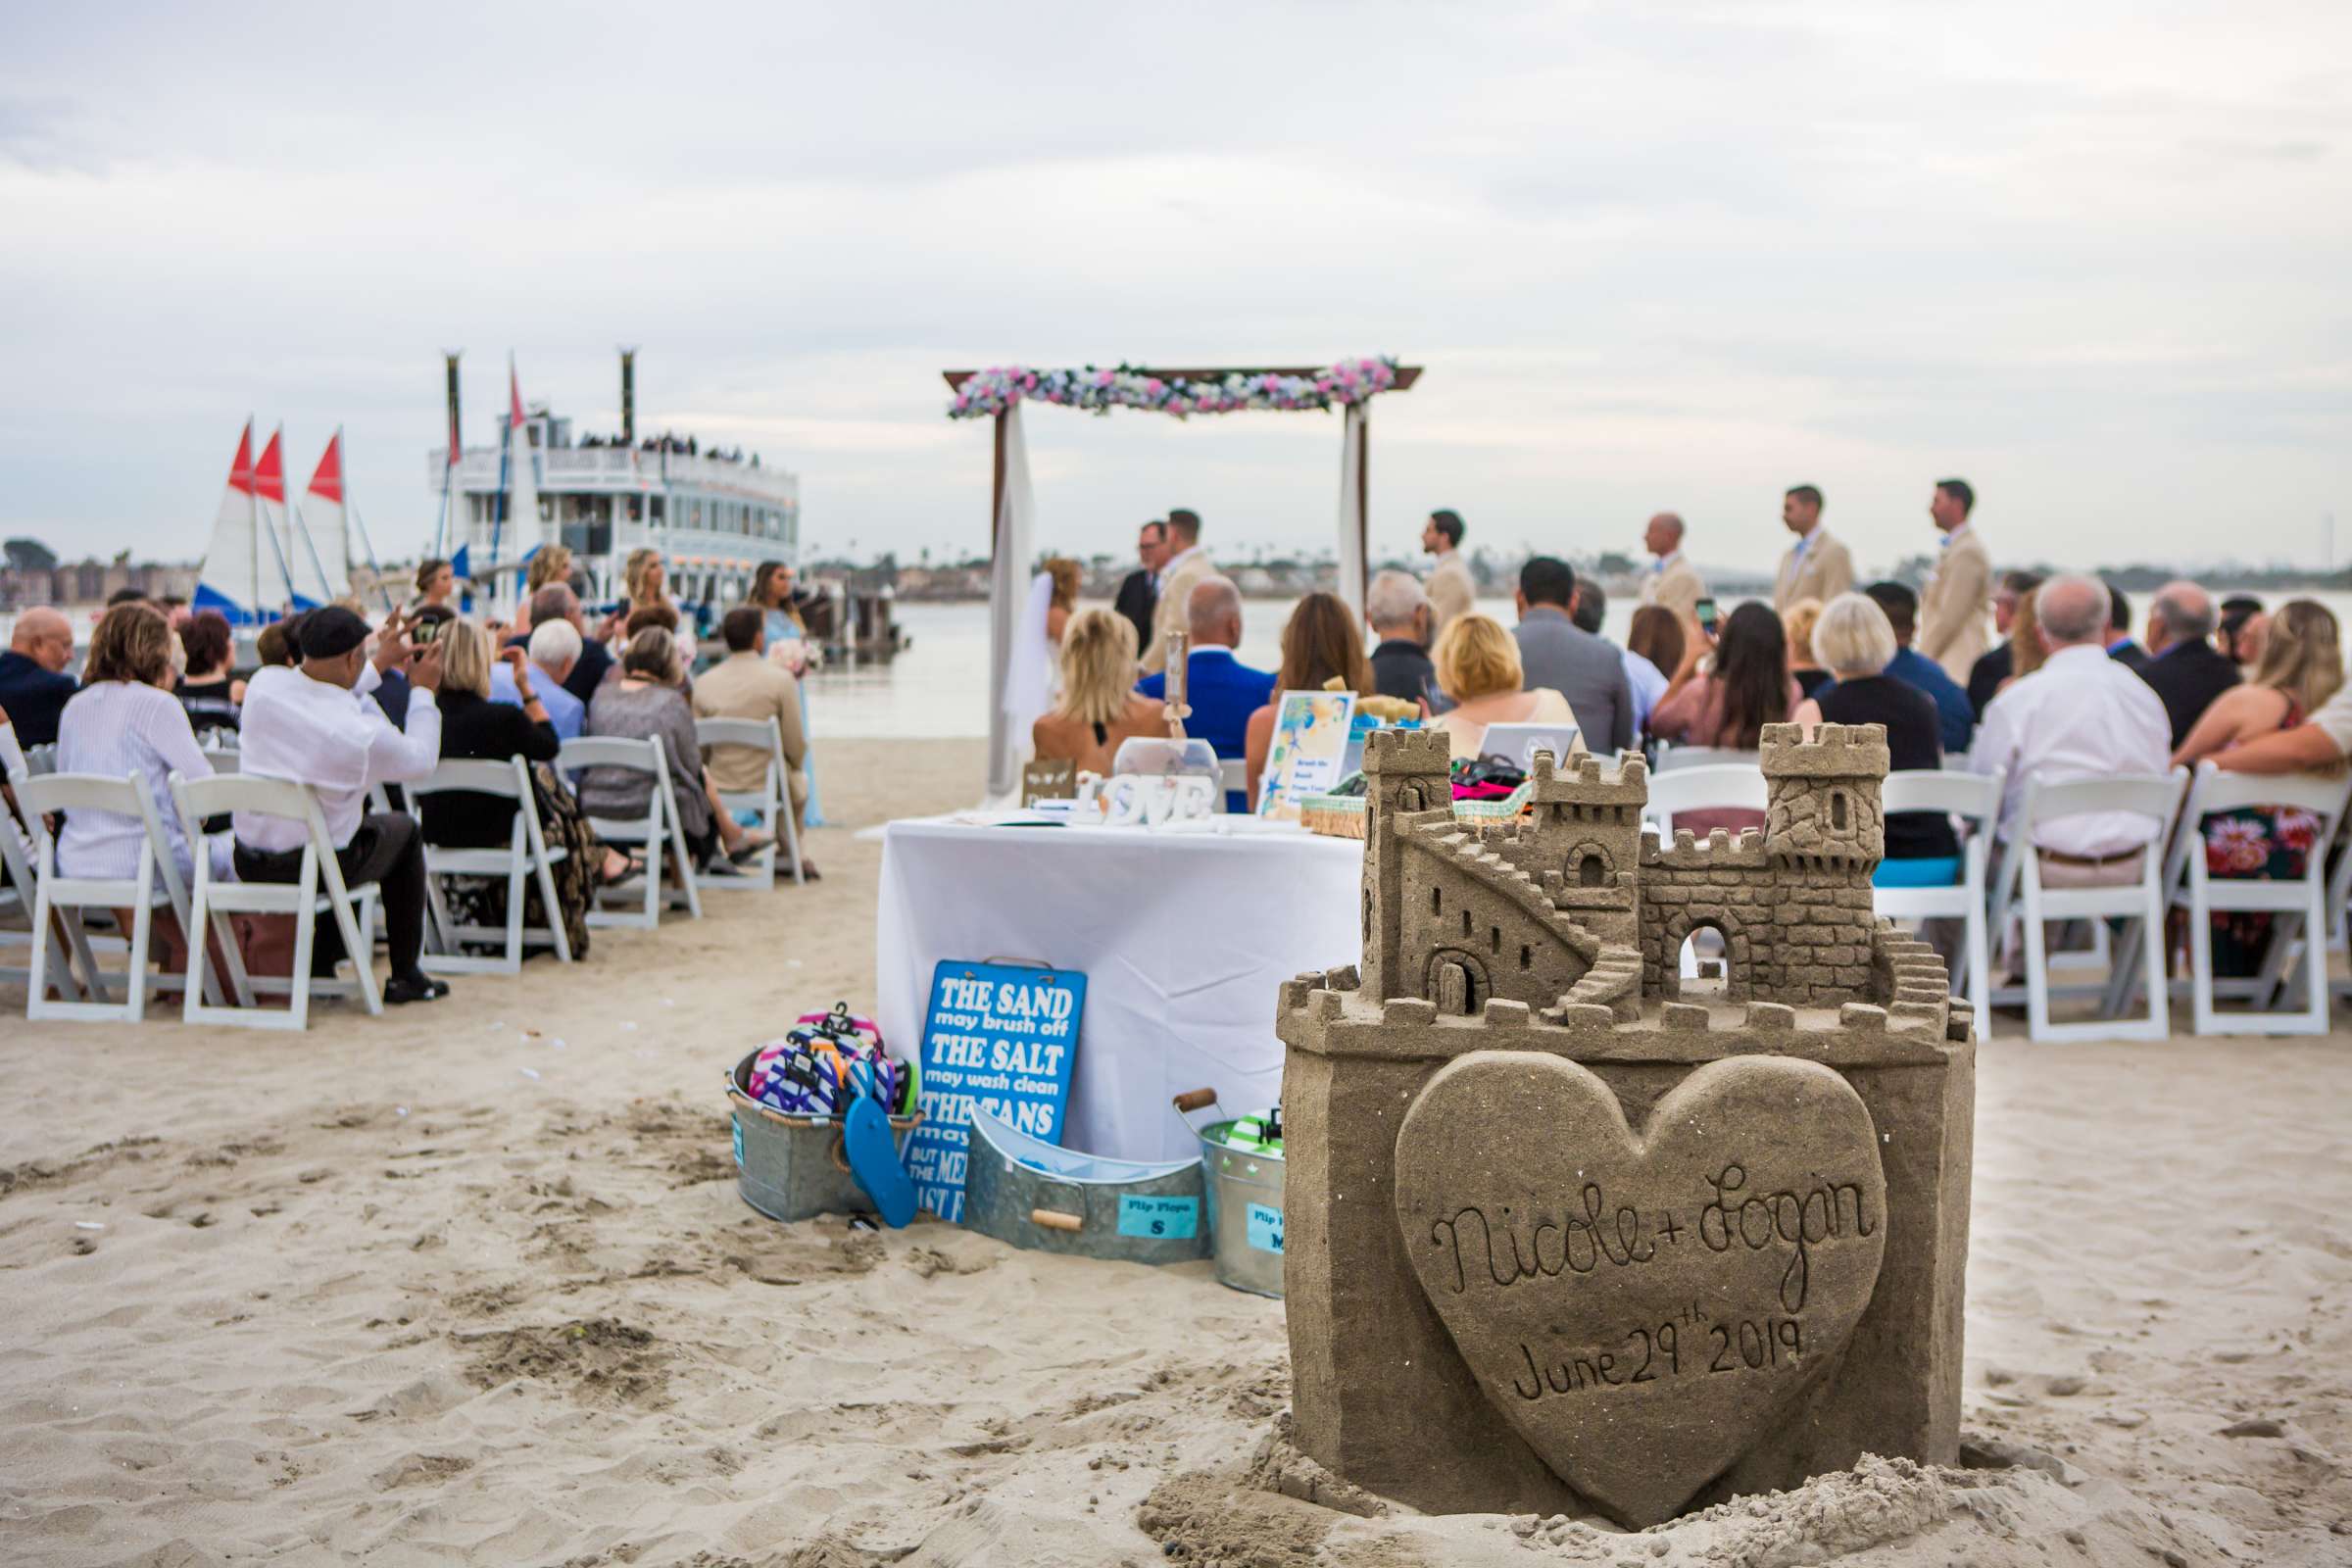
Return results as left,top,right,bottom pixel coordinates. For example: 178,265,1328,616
295,430,355,601
194,420,270,624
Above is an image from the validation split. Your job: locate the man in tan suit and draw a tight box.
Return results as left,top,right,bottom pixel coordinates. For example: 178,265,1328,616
1917,477,1991,683
1421,509,1475,641
1637,512,1706,620
694,606,810,868
1142,508,1214,675
1773,484,1854,611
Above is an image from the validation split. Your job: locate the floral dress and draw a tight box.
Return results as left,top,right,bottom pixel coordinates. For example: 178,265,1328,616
2200,804,2325,977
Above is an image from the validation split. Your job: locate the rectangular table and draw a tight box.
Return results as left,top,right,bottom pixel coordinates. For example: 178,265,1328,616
876,817,1363,1161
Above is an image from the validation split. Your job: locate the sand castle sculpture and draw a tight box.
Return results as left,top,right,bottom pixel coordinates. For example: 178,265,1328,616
1276,724,1974,1529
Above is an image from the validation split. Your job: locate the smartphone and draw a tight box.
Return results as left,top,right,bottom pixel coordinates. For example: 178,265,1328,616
1693,597,1720,638
411,617,443,646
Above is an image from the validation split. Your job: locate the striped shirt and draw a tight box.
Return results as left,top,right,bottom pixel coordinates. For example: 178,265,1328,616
54,680,236,884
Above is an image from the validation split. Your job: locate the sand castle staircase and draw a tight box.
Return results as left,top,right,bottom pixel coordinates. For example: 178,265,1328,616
1401,816,1646,1021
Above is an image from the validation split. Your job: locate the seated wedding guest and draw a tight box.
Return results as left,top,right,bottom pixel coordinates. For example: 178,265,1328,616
1134,576,1275,773
1970,574,2171,884
2138,579,2240,749
490,618,587,739
1044,557,1083,645
372,605,451,730
1032,609,1164,778
2173,600,2342,977
419,619,561,849
1783,597,1833,700
1791,593,1958,884
2217,595,2266,668
55,605,238,974
1859,580,1974,754
233,606,449,1004
1430,612,1574,761
1967,570,2043,717
1623,606,1682,736
0,607,76,747
253,611,307,671
1244,592,1370,809
694,607,814,879
411,557,457,614
1514,557,1635,752
507,583,613,702
1364,569,1436,705
581,628,768,880
1649,602,1800,753
174,609,244,738
1995,585,2047,697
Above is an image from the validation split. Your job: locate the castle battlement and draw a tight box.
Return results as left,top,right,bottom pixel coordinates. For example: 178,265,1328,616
1759,719,1891,779
1351,722,1941,1014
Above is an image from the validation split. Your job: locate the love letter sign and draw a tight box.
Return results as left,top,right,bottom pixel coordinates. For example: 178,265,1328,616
1393,1053,1887,1528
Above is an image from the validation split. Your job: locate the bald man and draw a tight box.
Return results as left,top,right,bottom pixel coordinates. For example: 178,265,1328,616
1970,573,2171,874
1134,575,1275,809
2136,579,2240,749
1637,513,1706,623
0,607,78,746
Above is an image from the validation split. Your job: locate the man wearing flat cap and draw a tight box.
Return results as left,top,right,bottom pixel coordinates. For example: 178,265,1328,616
231,606,452,1004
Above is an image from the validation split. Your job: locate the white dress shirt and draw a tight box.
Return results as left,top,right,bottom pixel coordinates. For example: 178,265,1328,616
234,662,442,852
2308,680,2352,757
1970,643,2172,856
54,681,236,885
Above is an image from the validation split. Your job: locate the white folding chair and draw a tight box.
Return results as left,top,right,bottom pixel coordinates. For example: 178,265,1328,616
1985,771,2185,1043
1642,763,1768,837
559,735,703,928
1874,769,2005,1042
17,771,242,1022
404,757,576,973
170,773,383,1031
2156,763,2352,1037
695,717,806,888
1652,745,1763,774
0,729,79,1000
23,742,58,776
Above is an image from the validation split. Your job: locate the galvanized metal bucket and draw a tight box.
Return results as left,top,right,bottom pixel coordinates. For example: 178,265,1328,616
961,1106,1209,1265
1175,1089,1287,1298
725,1052,921,1224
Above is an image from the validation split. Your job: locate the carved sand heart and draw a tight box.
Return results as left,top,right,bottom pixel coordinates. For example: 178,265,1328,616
1393,1053,1887,1528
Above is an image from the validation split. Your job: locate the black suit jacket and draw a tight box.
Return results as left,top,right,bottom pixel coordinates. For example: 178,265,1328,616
0,651,77,747
1966,643,2011,719
2108,639,2153,675
1370,638,1437,705
2140,641,2242,750
1113,569,1156,658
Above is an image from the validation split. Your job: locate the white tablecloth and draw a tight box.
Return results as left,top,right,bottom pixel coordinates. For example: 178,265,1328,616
876,817,1363,1161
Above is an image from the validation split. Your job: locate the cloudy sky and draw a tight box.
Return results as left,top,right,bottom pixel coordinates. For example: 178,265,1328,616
3,2,2346,579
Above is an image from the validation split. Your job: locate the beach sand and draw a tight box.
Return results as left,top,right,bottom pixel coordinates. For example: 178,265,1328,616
2,737,2347,1566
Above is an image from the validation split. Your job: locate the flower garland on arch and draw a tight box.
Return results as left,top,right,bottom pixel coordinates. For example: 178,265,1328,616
947,356,1399,419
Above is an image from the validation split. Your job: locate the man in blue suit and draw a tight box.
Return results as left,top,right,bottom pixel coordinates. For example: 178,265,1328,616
1135,574,1273,810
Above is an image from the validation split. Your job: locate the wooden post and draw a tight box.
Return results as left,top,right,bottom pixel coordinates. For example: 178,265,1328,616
1354,406,1371,612
990,411,1008,549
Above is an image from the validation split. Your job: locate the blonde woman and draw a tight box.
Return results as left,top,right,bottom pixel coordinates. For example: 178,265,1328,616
1031,609,1162,776
1783,596,1831,700
1430,613,1573,760
1999,588,2046,692
2176,600,2345,975
418,619,560,850
526,544,574,597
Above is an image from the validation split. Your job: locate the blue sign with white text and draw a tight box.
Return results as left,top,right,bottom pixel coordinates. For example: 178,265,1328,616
906,960,1086,1223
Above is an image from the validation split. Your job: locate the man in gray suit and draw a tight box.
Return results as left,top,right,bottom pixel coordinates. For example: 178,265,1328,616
1513,556,1635,754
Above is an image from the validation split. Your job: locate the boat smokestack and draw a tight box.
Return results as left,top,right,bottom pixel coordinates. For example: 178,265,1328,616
443,352,463,457
619,347,637,443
